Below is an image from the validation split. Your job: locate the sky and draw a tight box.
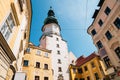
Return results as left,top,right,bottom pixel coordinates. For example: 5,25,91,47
30,0,100,58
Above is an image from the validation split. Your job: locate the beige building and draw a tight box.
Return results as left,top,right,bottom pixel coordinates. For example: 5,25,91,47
22,43,53,80
0,0,31,80
88,0,120,79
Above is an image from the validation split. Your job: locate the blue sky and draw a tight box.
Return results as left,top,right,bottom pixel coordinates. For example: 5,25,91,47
30,0,100,57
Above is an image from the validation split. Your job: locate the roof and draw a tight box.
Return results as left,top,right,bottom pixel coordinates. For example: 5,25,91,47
76,53,99,66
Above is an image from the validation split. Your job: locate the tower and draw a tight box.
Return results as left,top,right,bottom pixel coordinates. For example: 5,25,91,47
40,7,70,80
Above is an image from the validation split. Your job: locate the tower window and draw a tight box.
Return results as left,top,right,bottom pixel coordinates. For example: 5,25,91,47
105,31,112,40
35,76,39,80
58,67,62,72
44,77,49,80
104,6,111,15
98,19,103,27
44,64,48,69
58,59,61,64
103,56,112,68
96,41,103,49
91,29,96,36
57,51,60,55
114,17,120,29
23,60,29,66
57,44,60,48
56,38,59,41
36,62,40,68
115,47,120,59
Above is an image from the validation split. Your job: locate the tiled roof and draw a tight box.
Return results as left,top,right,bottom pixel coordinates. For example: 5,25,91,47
76,53,99,66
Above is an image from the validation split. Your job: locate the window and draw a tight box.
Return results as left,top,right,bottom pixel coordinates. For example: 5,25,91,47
0,13,15,41
77,68,83,74
56,38,59,41
35,76,39,80
91,62,95,68
98,19,103,27
84,66,88,71
58,59,61,64
36,62,40,68
105,31,112,40
114,17,120,29
26,48,30,53
74,78,78,80
36,50,41,55
96,41,103,49
44,64,48,69
23,60,28,66
80,78,85,80
73,68,76,73
94,73,99,80
57,51,60,54
58,67,62,72
91,29,96,36
103,56,112,68
44,77,48,80
104,6,111,15
45,53,48,57
87,76,90,80
115,47,120,59
57,44,59,48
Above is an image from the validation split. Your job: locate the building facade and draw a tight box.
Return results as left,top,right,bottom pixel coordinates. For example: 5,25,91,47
87,0,120,79
22,43,53,80
40,8,71,80
69,53,105,80
0,0,32,80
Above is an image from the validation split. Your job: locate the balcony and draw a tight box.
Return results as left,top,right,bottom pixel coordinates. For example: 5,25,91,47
106,67,115,75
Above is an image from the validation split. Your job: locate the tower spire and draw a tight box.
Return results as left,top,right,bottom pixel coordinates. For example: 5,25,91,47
50,6,52,10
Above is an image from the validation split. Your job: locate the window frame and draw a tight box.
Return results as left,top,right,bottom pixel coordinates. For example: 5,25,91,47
36,62,40,68
35,76,39,80
44,64,48,70
104,6,111,15
105,31,112,40
115,47,120,59
91,29,96,36
23,60,29,66
114,17,120,29
98,19,103,27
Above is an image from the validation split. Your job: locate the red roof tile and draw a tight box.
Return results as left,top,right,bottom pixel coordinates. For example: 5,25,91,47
76,53,99,66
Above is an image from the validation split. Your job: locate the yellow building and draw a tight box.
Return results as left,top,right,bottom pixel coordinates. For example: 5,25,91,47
0,0,32,80
87,0,120,79
69,53,104,80
22,43,53,80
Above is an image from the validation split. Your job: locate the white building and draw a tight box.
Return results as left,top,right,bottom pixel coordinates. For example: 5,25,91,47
40,7,76,80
